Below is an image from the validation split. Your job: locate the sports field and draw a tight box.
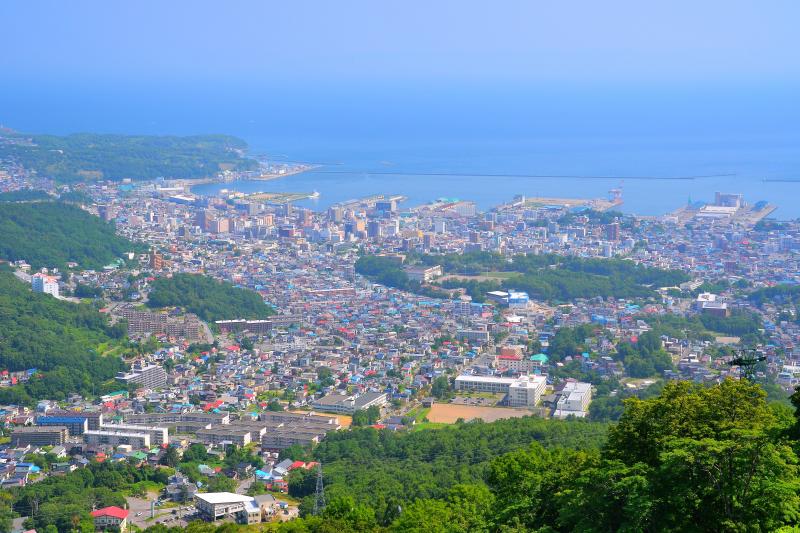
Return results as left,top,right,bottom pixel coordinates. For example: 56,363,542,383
426,403,532,423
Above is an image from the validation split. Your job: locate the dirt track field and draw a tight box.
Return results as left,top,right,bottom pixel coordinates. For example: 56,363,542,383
291,410,352,427
427,403,532,423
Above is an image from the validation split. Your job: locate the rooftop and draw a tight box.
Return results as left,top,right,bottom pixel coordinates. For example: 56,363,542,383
195,492,253,504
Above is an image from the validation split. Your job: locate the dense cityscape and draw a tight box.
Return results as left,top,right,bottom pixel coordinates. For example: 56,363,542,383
1,136,800,530
3,1,800,531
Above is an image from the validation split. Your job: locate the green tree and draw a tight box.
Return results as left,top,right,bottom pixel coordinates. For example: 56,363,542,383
160,446,180,468
205,475,236,493
430,376,451,400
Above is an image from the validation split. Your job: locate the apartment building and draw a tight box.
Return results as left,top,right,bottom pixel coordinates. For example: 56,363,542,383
11,426,69,447
100,423,169,445
84,429,151,449
116,360,167,390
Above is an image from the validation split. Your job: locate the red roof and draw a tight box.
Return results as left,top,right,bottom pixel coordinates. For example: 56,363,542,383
91,506,129,520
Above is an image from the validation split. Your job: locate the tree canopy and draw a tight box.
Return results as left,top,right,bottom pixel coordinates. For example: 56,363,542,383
0,132,258,182
0,201,138,269
0,271,126,404
146,273,274,322
357,251,689,302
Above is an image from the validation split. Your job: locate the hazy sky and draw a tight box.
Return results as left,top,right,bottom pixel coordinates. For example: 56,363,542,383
2,0,798,85
1,1,799,141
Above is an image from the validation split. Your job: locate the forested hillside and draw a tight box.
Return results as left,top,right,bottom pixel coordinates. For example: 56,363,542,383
0,201,137,269
147,273,275,322
276,379,800,532
356,251,689,302
0,272,126,404
0,132,258,182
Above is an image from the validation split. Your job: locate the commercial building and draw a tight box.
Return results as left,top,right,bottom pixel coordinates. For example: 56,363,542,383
31,273,59,297
116,360,167,390
11,426,69,447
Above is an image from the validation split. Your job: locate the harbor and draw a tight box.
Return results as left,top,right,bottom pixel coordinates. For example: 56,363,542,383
665,192,777,226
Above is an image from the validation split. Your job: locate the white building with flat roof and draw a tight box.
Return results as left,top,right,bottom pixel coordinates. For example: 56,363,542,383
508,375,547,407
99,423,169,445
83,429,150,449
455,374,547,407
195,492,254,521
553,382,592,419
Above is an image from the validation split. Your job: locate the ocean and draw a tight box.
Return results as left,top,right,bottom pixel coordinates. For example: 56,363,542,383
3,83,799,217
193,135,800,217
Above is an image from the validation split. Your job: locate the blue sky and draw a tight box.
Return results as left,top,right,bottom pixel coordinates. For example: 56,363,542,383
1,1,798,141
2,0,799,85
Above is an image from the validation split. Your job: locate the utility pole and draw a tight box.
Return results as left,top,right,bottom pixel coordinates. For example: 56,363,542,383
313,463,325,515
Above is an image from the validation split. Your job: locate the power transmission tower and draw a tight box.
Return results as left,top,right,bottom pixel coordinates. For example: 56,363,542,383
313,463,325,515
727,348,767,382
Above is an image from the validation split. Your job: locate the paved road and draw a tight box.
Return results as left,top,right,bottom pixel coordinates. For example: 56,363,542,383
236,476,254,495
126,495,197,530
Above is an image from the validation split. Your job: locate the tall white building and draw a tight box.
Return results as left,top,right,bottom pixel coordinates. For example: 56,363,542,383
31,273,59,297
116,361,167,390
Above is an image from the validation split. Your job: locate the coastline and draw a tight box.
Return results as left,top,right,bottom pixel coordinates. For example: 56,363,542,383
249,164,320,181
174,163,319,188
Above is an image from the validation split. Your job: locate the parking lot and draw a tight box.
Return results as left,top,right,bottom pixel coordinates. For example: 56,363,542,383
126,495,198,529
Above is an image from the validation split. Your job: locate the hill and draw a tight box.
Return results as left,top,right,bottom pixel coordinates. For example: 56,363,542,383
0,132,258,182
277,380,799,532
0,201,138,269
146,273,275,322
356,251,690,302
0,271,126,404
0,189,51,202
